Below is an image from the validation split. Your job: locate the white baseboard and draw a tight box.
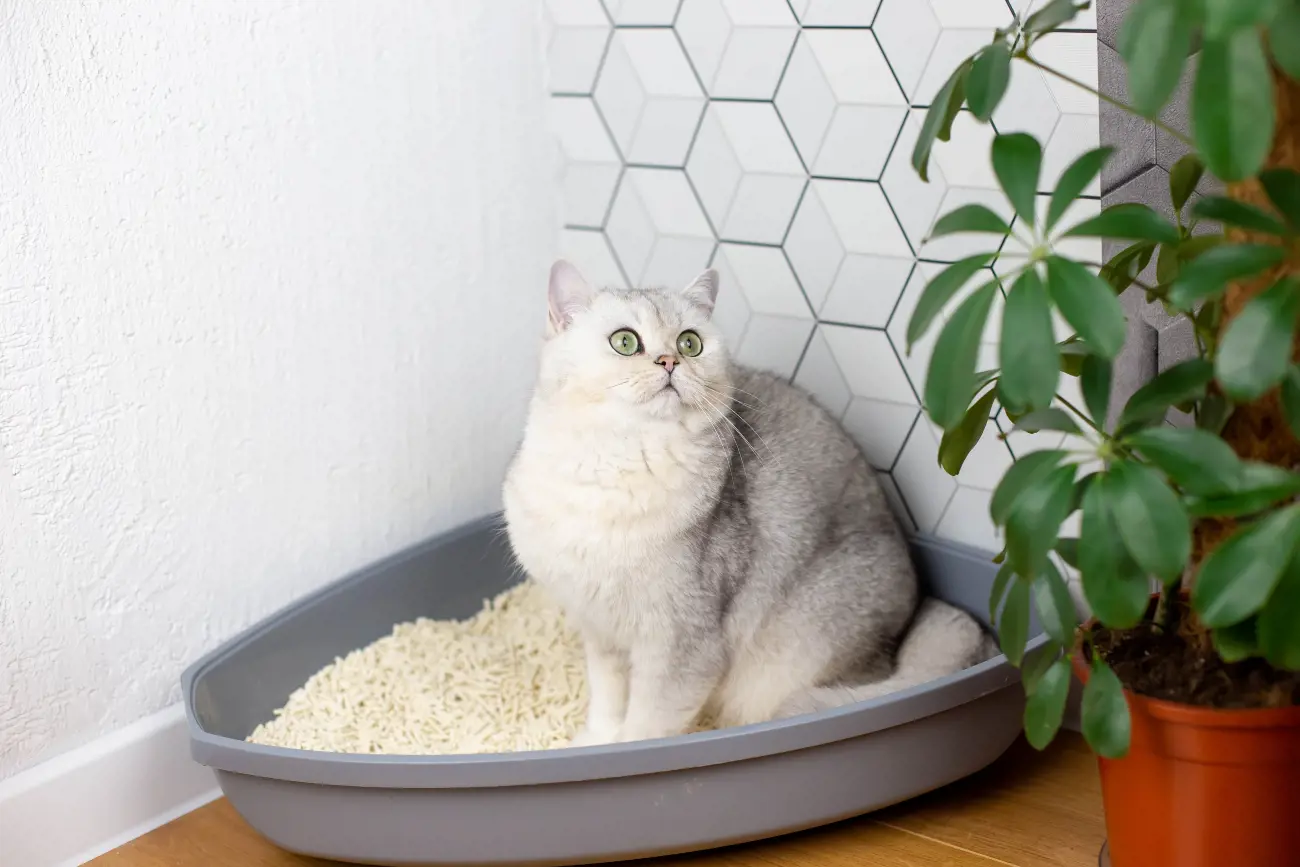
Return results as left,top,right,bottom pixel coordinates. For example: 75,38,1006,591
0,703,220,866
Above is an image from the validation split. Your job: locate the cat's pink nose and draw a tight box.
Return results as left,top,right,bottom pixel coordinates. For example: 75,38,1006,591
655,355,676,373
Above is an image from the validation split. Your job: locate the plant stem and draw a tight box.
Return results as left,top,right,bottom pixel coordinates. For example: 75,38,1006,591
1156,582,1180,634
1019,55,1196,148
1056,394,1104,435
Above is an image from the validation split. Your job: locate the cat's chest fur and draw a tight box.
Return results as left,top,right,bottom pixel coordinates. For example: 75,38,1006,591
503,409,724,640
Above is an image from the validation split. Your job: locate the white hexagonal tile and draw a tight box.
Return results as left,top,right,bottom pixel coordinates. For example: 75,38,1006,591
551,96,623,228
1043,113,1102,196
885,265,935,393
788,0,882,26
792,325,922,472
730,315,814,380
914,29,997,107
784,30,905,111
548,0,610,27
881,111,949,252
784,179,911,314
931,112,999,190
817,256,914,328
879,471,918,532
874,0,941,101
816,105,909,181
776,32,907,180
710,261,752,351
545,0,612,94
605,167,715,288
783,183,843,311
676,0,798,100
560,228,627,289
1034,32,1100,116
772,35,834,168
793,326,852,416
820,324,917,405
603,0,681,25
687,102,806,243
815,179,912,256
595,29,706,166
712,243,811,318
893,422,957,533
841,397,920,470
936,487,1000,552
927,0,1013,28
992,63,1061,144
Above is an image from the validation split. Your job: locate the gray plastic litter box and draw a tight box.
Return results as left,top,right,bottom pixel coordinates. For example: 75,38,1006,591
182,514,1044,866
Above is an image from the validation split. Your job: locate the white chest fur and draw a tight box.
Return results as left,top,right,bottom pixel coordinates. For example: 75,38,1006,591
503,403,723,643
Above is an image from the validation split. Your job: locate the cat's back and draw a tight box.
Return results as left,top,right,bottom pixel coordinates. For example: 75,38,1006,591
727,364,864,472
721,363,901,539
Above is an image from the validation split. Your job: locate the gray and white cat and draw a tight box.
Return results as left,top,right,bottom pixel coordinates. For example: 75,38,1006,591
503,260,994,746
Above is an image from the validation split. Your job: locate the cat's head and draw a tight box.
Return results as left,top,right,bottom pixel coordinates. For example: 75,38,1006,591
536,260,732,421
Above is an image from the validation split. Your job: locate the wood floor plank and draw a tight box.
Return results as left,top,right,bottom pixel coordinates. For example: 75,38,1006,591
91,734,1103,867
91,799,327,867
734,822,1014,867
877,737,1105,867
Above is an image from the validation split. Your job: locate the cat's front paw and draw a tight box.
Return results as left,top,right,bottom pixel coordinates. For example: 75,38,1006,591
569,726,618,748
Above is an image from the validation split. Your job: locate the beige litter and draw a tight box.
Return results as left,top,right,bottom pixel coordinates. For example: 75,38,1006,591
247,582,590,755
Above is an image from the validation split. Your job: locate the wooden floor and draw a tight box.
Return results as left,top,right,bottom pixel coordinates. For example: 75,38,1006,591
92,734,1104,867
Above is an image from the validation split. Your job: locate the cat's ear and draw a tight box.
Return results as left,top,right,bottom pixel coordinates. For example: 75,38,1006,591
547,259,595,334
681,269,720,315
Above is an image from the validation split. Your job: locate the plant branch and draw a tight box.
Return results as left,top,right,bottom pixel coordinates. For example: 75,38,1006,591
1077,261,1161,295
1018,54,1196,148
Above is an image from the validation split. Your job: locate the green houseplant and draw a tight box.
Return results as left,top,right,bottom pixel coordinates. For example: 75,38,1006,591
908,0,1300,863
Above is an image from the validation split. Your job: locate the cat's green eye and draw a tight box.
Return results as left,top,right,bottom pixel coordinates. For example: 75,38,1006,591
610,329,641,356
677,330,703,357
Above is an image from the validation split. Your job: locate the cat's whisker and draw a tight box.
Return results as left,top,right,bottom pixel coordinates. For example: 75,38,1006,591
696,385,781,469
698,404,733,471
692,389,752,475
719,384,770,407
698,382,765,416
696,381,752,411
695,389,772,472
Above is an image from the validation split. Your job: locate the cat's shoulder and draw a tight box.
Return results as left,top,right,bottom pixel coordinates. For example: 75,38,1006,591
728,364,832,419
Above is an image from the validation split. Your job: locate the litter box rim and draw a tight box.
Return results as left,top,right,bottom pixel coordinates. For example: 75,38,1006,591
183,514,1041,790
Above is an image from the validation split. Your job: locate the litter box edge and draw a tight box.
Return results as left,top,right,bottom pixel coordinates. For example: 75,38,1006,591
182,516,1045,790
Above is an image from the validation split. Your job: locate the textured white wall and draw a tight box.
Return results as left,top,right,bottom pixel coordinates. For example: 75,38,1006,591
0,1,556,779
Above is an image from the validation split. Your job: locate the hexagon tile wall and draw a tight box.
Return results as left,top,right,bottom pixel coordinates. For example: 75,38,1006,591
543,0,1102,555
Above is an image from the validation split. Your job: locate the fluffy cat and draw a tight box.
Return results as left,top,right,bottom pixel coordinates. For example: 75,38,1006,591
502,260,994,746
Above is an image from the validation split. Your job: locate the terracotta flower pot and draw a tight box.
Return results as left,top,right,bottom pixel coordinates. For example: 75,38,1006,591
1072,653,1300,866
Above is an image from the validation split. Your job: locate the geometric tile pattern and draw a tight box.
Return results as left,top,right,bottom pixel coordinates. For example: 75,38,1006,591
546,0,1102,553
